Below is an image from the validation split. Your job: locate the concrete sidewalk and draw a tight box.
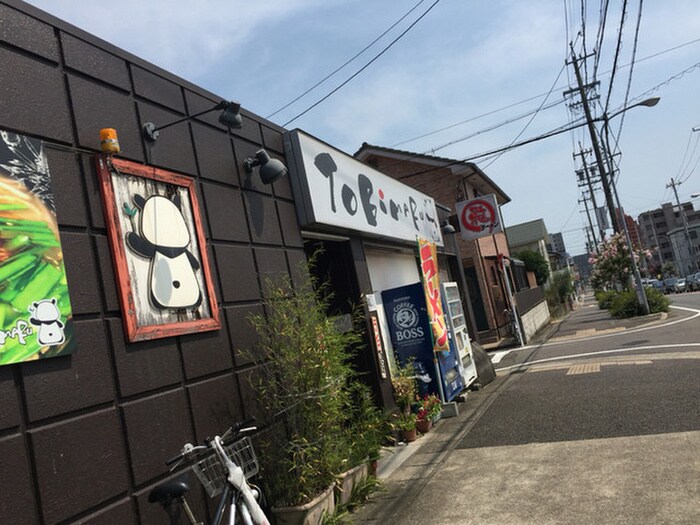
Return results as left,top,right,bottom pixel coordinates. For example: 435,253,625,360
479,291,669,352
534,291,669,344
349,293,698,524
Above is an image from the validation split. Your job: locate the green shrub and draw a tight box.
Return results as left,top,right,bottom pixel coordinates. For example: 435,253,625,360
595,290,617,310
644,286,670,313
343,382,390,467
546,270,574,308
515,249,550,285
609,287,670,318
609,289,642,318
247,266,361,507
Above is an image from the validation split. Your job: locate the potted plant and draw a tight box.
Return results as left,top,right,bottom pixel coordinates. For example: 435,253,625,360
415,406,432,434
391,360,417,416
246,264,362,525
396,412,417,442
421,393,443,424
334,383,386,506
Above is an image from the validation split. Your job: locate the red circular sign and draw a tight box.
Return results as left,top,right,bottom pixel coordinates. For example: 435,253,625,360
460,199,497,233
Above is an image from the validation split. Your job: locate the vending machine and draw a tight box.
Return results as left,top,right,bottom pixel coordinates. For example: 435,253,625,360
441,282,478,388
381,282,464,402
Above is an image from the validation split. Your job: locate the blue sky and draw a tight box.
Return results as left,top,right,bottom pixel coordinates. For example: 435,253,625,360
25,0,700,256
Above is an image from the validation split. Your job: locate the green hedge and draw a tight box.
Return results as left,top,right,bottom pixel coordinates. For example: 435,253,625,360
595,290,617,310
607,287,669,318
645,286,670,314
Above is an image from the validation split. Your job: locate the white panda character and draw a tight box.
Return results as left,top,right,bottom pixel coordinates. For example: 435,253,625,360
29,298,65,346
125,192,203,310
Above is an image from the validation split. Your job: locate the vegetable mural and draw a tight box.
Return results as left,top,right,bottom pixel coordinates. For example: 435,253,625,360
0,130,74,365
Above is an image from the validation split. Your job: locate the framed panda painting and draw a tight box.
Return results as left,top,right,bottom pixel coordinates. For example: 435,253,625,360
96,155,220,342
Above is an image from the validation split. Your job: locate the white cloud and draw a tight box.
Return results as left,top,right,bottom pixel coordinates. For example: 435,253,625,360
26,0,317,81
24,0,700,256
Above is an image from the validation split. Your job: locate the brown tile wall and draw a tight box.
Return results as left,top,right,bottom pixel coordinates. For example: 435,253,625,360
0,1,304,523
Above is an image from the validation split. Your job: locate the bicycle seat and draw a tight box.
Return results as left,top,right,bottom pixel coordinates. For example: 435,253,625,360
148,480,190,503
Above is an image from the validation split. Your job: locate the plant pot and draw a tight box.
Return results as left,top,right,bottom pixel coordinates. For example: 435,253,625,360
271,484,335,525
368,459,378,478
335,462,368,506
416,418,432,433
401,427,417,442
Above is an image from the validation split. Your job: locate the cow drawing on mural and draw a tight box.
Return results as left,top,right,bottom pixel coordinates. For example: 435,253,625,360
125,192,202,310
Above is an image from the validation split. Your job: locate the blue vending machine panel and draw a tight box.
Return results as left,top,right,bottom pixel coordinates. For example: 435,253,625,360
382,282,463,401
437,332,464,401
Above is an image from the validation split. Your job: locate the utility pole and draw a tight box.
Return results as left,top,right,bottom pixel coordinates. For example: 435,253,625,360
649,216,663,269
579,192,599,252
667,177,696,275
568,44,620,232
585,227,594,255
575,144,605,242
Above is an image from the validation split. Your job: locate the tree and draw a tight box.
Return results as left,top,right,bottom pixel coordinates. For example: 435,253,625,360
661,261,677,278
588,232,653,290
515,249,550,285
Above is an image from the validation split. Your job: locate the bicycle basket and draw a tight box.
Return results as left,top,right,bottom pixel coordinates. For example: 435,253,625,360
192,437,259,498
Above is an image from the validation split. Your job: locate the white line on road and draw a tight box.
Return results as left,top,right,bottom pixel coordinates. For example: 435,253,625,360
495,342,700,372
490,350,511,364
491,304,700,364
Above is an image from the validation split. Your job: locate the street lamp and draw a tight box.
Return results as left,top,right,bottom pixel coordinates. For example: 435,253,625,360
600,96,660,315
606,97,660,120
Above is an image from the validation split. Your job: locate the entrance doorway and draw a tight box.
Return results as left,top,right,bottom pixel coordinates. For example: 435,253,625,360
465,266,489,332
303,239,386,404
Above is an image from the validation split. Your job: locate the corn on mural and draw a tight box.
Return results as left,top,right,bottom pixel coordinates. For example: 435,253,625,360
0,130,74,365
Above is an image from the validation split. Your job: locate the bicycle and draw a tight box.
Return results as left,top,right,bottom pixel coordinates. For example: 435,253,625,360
148,419,270,525
503,308,523,346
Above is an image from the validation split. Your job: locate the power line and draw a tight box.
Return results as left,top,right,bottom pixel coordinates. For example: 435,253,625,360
559,201,581,230
423,98,564,155
266,0,428,119
626,59,700,104
593,0,611,79
580,0,589,82
674,129,698,181
480,64,567,170
603,0,628,114
610,0,644,152
282,0,441,127
397,58,700,182
390,95,563,147
365,64,568,175
682,155,700,184
390,37,700,149
397,116,590,180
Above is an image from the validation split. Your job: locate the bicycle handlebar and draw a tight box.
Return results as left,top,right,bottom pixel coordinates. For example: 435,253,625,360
165,453,185,467
221,417,257,445
164,418,257,467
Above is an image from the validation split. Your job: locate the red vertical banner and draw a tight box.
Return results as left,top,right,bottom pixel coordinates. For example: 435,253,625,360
418,238,449,352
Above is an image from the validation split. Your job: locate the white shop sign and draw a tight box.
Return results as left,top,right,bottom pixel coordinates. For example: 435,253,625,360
284,130,443,246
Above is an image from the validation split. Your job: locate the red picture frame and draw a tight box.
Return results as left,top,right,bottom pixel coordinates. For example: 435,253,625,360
95,155,220,342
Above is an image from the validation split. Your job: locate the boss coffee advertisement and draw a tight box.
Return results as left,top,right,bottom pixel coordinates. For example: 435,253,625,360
382,282,439,397
382,281,465,402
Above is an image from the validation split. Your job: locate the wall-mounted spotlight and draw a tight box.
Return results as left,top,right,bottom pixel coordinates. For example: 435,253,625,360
244,149,288,185
143,100,242,142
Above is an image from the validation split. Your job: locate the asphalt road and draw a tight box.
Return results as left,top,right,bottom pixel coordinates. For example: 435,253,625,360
354,292,700,525
493,291,700,371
